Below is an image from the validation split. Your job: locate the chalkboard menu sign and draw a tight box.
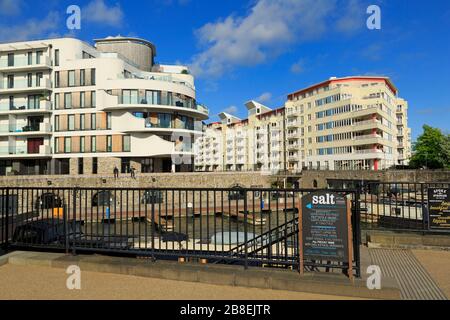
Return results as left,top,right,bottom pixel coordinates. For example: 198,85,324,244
428,188,450,231
300,191,351,262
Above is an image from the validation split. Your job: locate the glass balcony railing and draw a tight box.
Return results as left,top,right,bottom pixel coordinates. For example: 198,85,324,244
0,56,51,69
117,95,209,115
0,146,27,155
0,78,52,90
0,101,51,112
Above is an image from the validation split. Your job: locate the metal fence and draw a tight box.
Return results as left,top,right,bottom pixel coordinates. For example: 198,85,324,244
327,181,450,232
0,187,361,277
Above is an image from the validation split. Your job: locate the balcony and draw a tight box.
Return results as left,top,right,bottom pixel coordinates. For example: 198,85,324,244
0,101,52,114
0,122,52,136
0,56,52,72
286,120,298,128
0,78,52,94
287,131,299,139
0,145,51,157
354,134,382,141
287,143,299,150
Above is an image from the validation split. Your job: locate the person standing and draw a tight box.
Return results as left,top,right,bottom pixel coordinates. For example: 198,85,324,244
130,166,136,179
113,166,119,179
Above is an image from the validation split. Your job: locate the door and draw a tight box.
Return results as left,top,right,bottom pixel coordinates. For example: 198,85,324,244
27,138,44,154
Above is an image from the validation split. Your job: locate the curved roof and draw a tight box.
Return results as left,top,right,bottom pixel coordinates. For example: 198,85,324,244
94,36,157,57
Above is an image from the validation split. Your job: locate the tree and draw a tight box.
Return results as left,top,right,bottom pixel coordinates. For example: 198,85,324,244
410,125,450,169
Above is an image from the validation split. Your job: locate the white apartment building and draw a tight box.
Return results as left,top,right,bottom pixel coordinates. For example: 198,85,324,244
195,101,286,173
0,36,208,176
196,76,412,173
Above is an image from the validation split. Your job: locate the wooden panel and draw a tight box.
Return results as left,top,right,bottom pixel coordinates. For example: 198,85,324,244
59,115,68,131
75,70,81,87
96,135,106,152
112,135,122,152
58,138,64,154
85,113,91,130
98,113,107,130
60,71,68,88
75,114,81,130
72,92,80,109
86,91,92,107
85,135,91,153
72,136,80,153
86,69,92,86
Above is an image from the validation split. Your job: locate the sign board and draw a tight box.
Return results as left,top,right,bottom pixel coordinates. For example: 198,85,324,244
300,191,351,262
428,188,450,231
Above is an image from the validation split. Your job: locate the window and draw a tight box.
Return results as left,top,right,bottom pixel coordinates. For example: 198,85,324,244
36,51,43,64
54,49,59,66
36,73,43,86
107,135,112,152
9,96,14,109
54,71,60,88
91,114,96,130
64,93,72,109
80,69,85,86
80,114,85,130
68,70,75,87
80,137,85,153
106,112,112,130
68,115,75,131
80,92,85,108
91,137,97,152
92,157,98,174
55,138,60,153
91,91,96,107
55,115,59,131
146,90,161,105
27,73,33,87
64,137,71,153
90,68,96,85
123,135,131,152
78,158,83,175
27,52,32,65
122,90,138,104
55,93,60,110
7,53,14,67
7,75,14,89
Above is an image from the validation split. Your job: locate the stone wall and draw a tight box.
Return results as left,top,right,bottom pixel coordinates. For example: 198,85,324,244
298,170,450,189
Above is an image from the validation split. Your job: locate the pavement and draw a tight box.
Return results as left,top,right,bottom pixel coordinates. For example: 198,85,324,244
412,249,450,298
0,264,363,300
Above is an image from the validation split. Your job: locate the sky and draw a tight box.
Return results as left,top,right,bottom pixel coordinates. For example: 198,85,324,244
0,0,449,140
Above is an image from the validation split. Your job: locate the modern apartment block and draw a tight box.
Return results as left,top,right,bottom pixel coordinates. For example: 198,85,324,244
195,101,286,173
195,76,412,173
0,36,208,176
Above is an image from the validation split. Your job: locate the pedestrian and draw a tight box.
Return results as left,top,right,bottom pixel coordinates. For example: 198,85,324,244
113,166,119,179
130,166,136,179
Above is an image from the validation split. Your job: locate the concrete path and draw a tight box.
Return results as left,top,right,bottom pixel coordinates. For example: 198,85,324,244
412,249,450,298
0,264,362,300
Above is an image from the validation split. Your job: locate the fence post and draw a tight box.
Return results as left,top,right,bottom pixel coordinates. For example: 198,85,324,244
72,188,77,255
354,190,361,278
4,187,9,250
63,203,69,255
243,190,248,270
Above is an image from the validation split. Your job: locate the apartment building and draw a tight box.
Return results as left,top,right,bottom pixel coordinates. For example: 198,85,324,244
0,36,208,176
396,98,412,165
195,101,286,173
196,76,412,173
286,76,411,171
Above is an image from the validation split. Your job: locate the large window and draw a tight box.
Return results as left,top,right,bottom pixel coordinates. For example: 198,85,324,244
80,92,85,108
64,137,71,153
55,93,60,110
64,93,72,109
36,51,43,64
106,112,112,130
158,113,172,128
146,90,161,105
91,136,97,152
55,115,60,131
27,52,32,65
123,135,131,152
54,49,59,66
68,70,75,87
91,91,96,107
91,113,96,130
107,135,112,152
27,73,32,87
80,137,85,153
80,69,85,86
80,114,85,130
91,68,96,85
54,71,60,88
7,53,14,67
122,90,138,104
68,115,75,131
7,75,14,89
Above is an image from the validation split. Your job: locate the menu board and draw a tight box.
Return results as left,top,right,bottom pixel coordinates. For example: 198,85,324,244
301,191,350,262
428,188,450,231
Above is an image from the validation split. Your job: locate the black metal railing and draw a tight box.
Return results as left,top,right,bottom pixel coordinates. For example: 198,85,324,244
0,187,361,277
329,181,450,232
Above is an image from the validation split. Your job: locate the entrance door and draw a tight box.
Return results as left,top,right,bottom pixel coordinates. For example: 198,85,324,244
27,138,44,154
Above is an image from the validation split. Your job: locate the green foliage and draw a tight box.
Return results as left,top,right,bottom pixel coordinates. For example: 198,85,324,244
410,125,450,169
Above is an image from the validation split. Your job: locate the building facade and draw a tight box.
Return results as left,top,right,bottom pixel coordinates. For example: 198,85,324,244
195,101,286,173
196,76,412,173
0,36,208,176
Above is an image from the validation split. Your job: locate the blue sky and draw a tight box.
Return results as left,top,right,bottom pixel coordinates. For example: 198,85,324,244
0,0,449,140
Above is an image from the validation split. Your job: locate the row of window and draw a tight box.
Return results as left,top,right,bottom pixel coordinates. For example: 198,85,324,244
315,94,341,107
54,91,96,109
5,73,45,89
117,89,196,109
54,69,96,88
54,135,130,154
6,51,44,66
54,113,111,132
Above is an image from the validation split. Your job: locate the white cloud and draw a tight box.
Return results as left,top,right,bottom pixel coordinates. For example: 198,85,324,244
335,0,366,34
290,60,305,74
0,0,23,16
255,92,272,103
223,105,238,115
189,0,337,78
82,0,124,27
0,11,60,42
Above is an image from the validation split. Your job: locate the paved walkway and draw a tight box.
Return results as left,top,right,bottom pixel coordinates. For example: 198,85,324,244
0,264,361,300
367,248,448,300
